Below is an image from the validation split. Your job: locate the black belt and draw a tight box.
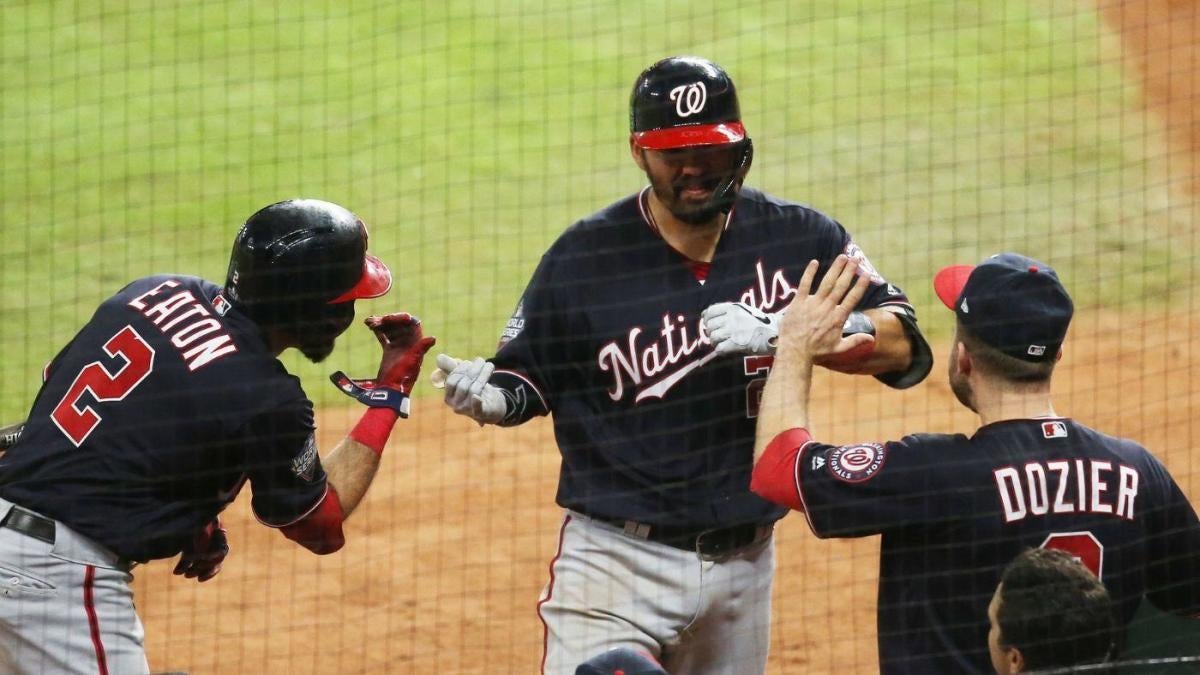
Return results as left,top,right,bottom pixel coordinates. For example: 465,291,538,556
1,507,55,545
588,514,773,557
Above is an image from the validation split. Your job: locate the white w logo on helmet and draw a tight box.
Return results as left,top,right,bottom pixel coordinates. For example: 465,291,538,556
669,81,707,118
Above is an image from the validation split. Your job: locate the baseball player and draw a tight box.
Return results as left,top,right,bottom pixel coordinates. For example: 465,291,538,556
0,199,435,674
988,547,1117,674
751,252,1200,673
434,56,933,674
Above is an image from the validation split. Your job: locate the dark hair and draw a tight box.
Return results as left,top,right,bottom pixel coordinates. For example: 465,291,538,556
997,548,1117,670
957,324,1057,383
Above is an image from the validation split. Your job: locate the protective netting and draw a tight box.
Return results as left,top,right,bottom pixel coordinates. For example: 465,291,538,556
0,1,1196,673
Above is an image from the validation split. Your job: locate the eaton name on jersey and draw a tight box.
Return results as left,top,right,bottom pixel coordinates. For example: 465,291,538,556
128,279,238,371
994,458,1139,523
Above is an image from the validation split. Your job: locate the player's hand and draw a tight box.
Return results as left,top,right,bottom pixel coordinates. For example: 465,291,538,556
778,255,875,360
173,518,229,583
701,302,781,356
368,313,437,395
433,354,506,425
329,314,436,418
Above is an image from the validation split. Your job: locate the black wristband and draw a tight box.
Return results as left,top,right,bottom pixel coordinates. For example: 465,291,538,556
489,370,550,426
329,371,411,418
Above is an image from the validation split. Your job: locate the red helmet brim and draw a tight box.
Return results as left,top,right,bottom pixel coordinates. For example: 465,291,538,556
330,254,392,303
632,121,746,150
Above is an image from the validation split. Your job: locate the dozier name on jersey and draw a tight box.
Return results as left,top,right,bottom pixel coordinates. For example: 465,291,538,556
993,459,1139,523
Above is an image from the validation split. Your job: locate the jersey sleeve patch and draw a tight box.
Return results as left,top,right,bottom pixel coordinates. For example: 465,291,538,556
842,240,886,285
498,299,526,346
827,443,887,483
291,433,319,482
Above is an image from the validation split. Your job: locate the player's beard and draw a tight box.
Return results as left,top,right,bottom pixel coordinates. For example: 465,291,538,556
299,338,336,363
296,305,354,363
646,171,730,226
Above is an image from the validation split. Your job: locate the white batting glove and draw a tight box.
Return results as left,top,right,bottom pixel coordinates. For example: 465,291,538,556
434,354,507,425
700,302,781,356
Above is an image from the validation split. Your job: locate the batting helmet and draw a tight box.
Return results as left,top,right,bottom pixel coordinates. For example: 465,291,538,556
630,56,753,212
631,56,745,150
224,199,392,331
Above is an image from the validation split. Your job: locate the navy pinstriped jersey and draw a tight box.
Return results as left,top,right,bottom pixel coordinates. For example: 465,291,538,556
493,187,922,530
782,418,1200,674
0,275,328,562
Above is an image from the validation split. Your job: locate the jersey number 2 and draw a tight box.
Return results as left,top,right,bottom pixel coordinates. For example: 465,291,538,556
1040,531,1104,578
744,355,774,418
51,326,156,447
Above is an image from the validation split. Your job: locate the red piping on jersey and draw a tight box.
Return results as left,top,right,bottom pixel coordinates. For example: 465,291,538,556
636,186,736,238
254,484,329,529
750,428,813,512
793,442,821,537
538,514,572,675
637,187,660,236
493,368,550,411
84,565,110,675
280,487,346,555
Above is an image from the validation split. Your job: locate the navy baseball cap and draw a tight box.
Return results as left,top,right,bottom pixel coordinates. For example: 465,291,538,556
575,647,668,675
933,253,1073,363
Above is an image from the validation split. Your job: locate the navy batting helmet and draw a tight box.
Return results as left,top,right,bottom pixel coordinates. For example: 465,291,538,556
630,56,753,214
630,56,746,150
224,199,391,331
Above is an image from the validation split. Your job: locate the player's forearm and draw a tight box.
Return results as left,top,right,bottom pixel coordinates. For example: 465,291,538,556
815,309,909,375
753,347,815,464
321,436,381,519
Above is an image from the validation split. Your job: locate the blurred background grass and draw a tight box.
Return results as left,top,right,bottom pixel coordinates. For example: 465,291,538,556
0,0,1189,420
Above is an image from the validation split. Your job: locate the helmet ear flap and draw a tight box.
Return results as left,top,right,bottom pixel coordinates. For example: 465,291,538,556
738,138,754,177
710,137,753,210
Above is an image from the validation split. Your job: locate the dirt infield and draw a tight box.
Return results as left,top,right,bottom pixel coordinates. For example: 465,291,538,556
1099,0,1200,193
132,4,1200,672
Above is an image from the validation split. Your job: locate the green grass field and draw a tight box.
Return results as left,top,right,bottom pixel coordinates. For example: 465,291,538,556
0,0,1190,421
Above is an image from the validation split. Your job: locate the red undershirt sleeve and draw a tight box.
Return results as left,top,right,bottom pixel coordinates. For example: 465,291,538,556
750,428,814,512
280,486,346,555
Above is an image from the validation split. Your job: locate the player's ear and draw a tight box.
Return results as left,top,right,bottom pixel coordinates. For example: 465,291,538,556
630,137,647,170
955,341,973,376
1055,348,1063,363
1007,645,1025,673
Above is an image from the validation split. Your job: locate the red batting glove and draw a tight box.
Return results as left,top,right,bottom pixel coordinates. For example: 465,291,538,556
173,518,229,583
366,313,437,395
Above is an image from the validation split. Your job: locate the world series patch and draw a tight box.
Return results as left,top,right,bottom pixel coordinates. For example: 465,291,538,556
828,443,886,483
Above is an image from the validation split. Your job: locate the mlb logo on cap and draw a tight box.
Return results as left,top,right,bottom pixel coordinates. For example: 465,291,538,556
932,253,1074,363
